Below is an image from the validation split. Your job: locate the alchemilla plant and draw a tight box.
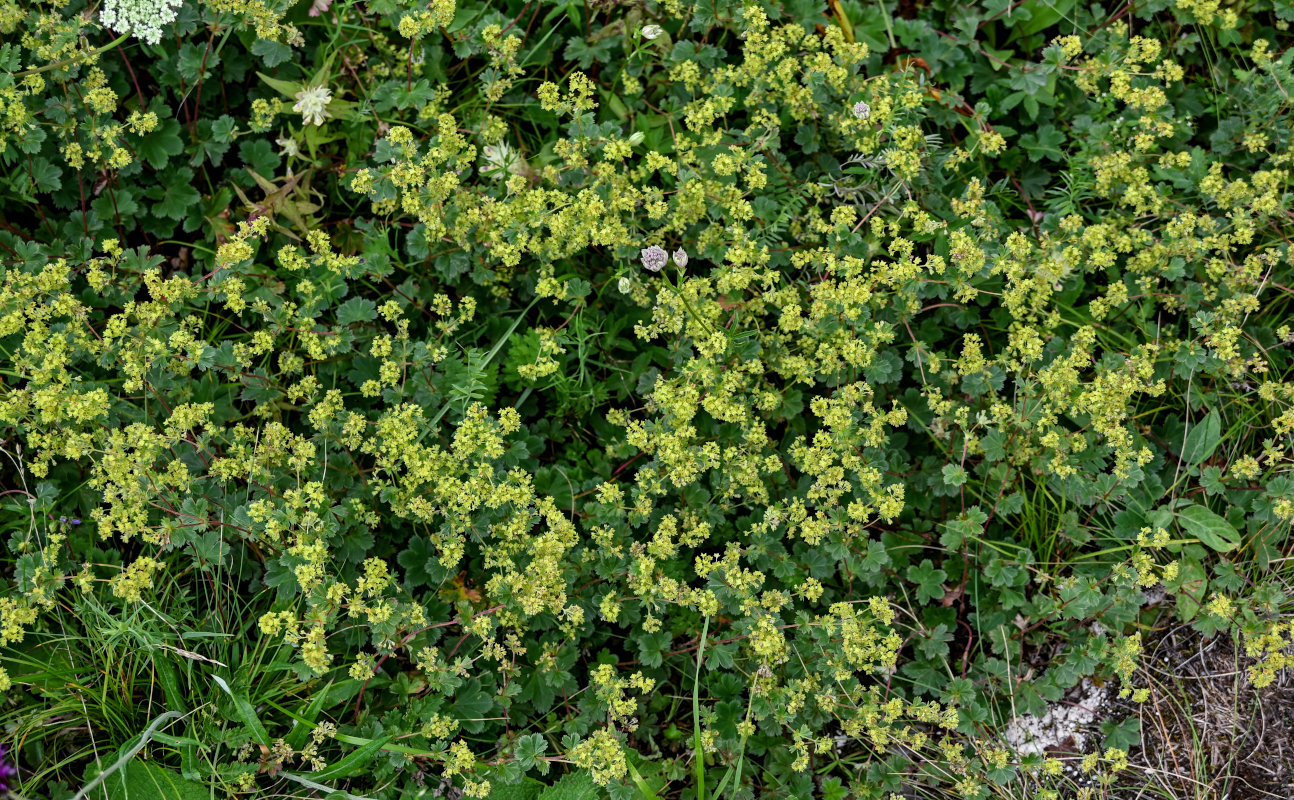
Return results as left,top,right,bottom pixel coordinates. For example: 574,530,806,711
1,0,1293,798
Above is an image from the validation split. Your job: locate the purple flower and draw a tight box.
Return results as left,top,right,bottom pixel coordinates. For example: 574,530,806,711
0,744,16,792
852,100,871,120
672,248,688,268
640,245,668,272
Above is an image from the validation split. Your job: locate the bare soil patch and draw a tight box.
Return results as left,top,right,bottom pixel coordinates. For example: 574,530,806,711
1108,620,1294,799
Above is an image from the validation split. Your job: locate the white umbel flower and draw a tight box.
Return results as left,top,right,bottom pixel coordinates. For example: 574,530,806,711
100,0,184,45
293,85,333,127
640,24,663,40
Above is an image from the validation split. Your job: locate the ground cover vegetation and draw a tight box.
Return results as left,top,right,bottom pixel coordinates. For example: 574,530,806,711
1,0,1293,797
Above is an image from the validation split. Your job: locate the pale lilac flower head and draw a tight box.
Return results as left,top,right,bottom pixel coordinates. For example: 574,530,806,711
640,245,668,272
852,100,871,120
672,248,688,268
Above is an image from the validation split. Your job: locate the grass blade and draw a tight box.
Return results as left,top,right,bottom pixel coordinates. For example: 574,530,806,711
693,615,709,798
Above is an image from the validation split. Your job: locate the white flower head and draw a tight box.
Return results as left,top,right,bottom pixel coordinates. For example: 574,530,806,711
481,141,526,180
276,136,300,158
640,245,667,272
672,248,688,268
100,0,184,45
293,85,334,127
852,100,871,120
617,277,632,294
640,24,663,40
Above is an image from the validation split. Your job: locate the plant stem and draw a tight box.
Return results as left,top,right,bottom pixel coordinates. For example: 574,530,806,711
663,270,718,338
693,615,710,798
17,32,131,77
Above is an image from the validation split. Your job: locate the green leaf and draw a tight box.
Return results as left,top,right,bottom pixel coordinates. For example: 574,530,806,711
74,712,187,800
278,770,376,800
514,733,548,770
239,138,282,176
396,536,449,588
211,115,238,143
486,779,546,800
624,757,661,800
15,123,47,154
149,732,203,748
105,760,208,800
150,168,201,221
452,679,495,733
1008,0,1075,38
1181,410,1221,465
137,114,184,170
337,297,378,326
820,777,848,800
258,71,304,100
941,464,967,486
1019,124,1065,162
1165,557,1208,621
1100,716,1141,752
177,43,219,82
211,674,270,747
0,43,20,71
1176,504,1241,553
285,680,334,750
1200,465,1226,496
536,771,598,800
906,559,948,604
27,157,63,194
309,734,392,781
251,38,293,67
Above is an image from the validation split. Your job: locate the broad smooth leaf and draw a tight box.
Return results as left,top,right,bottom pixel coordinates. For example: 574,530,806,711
1181,410,1221,465
1177,504,1241,553
106,760,207,800
308,734,392,781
